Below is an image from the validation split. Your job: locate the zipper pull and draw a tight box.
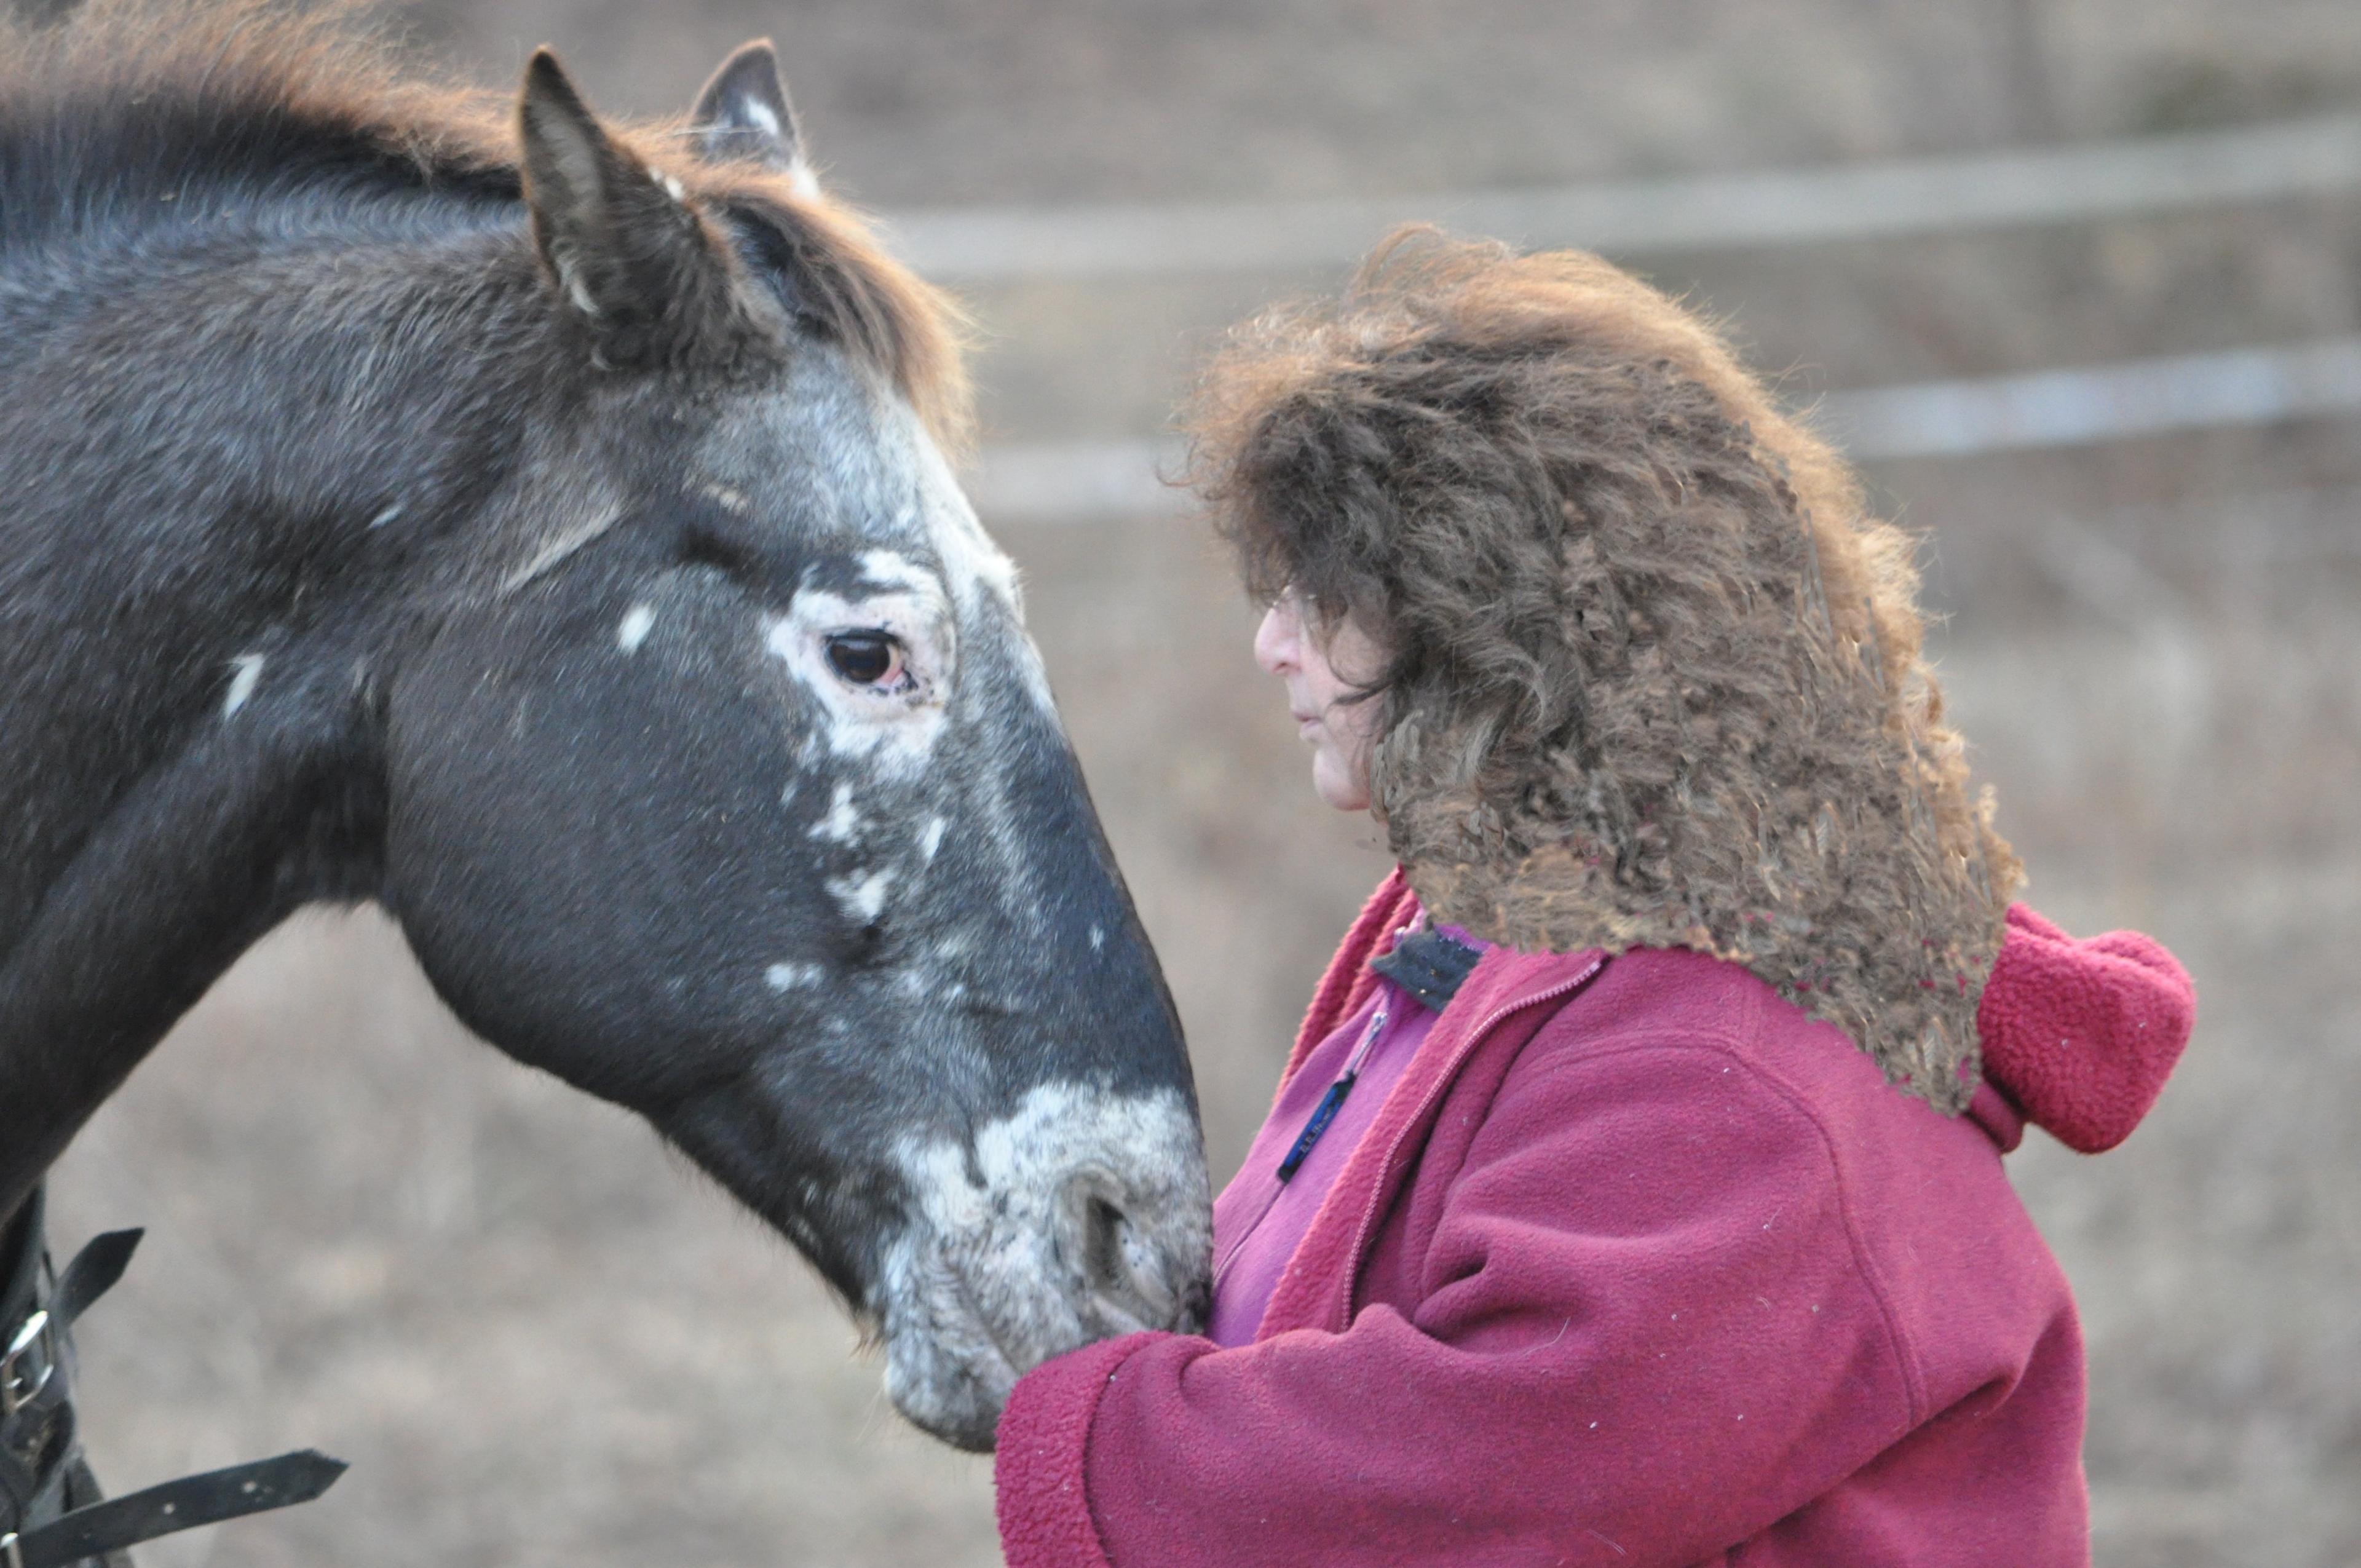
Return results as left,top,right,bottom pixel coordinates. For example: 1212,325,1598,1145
1275,1008,1386,1184
1276,1075,1355,1183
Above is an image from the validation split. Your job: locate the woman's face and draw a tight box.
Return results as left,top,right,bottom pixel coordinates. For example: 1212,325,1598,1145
1253,590,1386,814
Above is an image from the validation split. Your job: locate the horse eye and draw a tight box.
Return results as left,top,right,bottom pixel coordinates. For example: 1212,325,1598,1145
825,631,903,687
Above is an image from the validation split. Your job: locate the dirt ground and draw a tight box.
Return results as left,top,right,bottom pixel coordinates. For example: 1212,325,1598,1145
30,0,2361,1563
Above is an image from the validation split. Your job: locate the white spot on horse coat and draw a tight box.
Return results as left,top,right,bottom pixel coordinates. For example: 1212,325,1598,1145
810,782,862,842
223,654,264,717
556,255,599,319
501,501,626,595
617,604,656,654
765,961,823,992
860,550,927,593
828,869,894,922
701,481,752,515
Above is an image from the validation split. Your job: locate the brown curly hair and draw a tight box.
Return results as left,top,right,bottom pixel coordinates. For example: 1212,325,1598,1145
1184,228,2020,1111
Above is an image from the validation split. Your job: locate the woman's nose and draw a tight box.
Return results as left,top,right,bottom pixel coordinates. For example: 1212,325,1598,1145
1252,600,1297,675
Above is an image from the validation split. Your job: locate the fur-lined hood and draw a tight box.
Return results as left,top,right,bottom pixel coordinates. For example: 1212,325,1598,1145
1384,398,2014,1111
1372,358,2018,1114
1190,236,2020,1111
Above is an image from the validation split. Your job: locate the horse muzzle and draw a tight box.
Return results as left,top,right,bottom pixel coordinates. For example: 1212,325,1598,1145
872,1082,1211,1451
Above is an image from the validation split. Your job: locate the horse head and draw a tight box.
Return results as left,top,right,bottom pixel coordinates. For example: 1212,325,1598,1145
374,45,1208,1449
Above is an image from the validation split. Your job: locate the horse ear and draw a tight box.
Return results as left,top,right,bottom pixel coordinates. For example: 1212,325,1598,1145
518,49,731,367
691,39,812,188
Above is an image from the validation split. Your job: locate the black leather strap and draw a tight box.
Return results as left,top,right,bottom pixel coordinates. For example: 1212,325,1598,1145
1,1190,344,1567
49,1235,137,1334
7,1450,346,1568
2,1227,139,1475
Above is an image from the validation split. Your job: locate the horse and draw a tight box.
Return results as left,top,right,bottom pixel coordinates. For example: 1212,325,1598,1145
0,0,1212,1528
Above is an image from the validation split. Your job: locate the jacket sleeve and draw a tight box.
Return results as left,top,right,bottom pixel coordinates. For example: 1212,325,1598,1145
1977,902,2196,1152
996,1034,1921,1567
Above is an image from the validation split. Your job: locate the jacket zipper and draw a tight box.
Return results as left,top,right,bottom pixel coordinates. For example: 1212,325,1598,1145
1332,956,1607,1330
1276,1005,1388,1182
1212,1002,1390,1288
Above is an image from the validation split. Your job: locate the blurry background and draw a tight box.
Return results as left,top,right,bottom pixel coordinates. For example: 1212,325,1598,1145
23,0,2360,1562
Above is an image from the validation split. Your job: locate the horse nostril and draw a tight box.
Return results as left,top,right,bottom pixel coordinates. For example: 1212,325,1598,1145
1066,1179,1173,1333
1081,1194,1125,1288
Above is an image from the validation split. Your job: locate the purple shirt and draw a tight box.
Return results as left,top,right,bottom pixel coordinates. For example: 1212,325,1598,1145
1207,926,1484,1346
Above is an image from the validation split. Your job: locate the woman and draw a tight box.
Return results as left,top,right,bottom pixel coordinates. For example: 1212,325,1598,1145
997,231,2193,1566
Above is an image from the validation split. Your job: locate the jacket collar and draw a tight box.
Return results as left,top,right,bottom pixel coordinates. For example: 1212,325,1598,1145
1286,867,1604,1090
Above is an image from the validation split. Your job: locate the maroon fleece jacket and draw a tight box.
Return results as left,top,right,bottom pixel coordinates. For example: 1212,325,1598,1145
996,872,2194,1566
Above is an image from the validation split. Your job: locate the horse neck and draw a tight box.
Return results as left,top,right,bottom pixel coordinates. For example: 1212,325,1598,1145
0,193,547,1220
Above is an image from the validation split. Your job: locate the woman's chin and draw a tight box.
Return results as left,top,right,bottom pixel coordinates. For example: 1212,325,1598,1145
1310,754,1370,814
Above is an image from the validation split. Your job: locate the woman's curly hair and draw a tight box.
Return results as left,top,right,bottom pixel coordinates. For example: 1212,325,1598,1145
1183,228,2020,1110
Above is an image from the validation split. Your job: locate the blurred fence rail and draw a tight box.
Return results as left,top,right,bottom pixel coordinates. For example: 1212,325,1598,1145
964,338,2361,522
1814,337,2361,459
884,114,2361,284
906,114,2361,521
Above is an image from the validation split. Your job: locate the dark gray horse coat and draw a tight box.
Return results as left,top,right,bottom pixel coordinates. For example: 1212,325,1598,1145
0,1,1210,1453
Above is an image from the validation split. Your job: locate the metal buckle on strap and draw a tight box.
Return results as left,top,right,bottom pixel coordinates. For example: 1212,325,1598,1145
0,1310,54,1417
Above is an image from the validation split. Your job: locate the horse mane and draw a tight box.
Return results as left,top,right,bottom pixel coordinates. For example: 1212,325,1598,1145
0,0,971,447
